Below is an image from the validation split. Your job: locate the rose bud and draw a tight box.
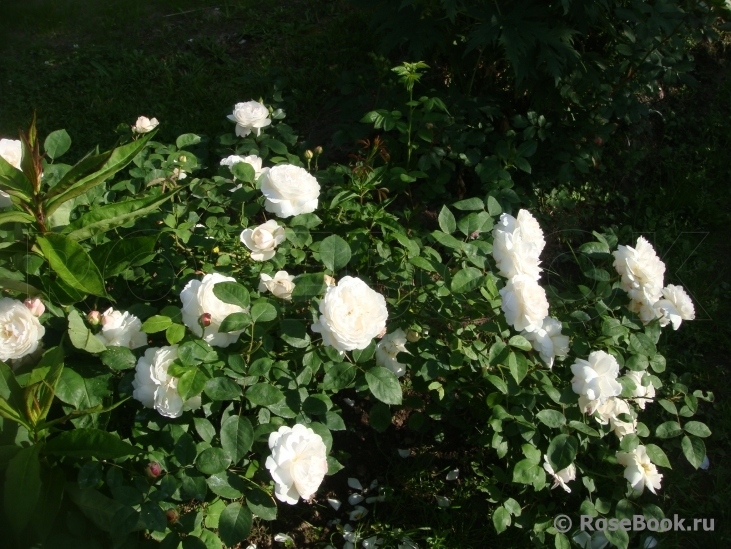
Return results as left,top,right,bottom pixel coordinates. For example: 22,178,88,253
324,275,336,287
146,461,162,479
594,137,603,146
199,312,212,328
165,509,179,524
406,329,421,343
24,297,45,317
87,310,101,326
314,146,323,156
304,149,314,160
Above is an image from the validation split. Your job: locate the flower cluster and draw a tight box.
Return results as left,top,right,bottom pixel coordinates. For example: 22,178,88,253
94,307,147,349
0,297,45,364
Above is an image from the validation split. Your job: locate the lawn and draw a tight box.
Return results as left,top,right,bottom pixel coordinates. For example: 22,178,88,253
1,1,730,548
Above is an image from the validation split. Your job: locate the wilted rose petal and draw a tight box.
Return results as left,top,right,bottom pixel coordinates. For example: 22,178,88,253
274,533,293,544
347,478,363,490
446,469,459,481
349,505,368,521
435,496,451,508
327,498,342,511
348,493,364,505
700,455,710,470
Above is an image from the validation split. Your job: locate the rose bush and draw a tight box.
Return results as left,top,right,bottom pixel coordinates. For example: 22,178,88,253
0,86,713,549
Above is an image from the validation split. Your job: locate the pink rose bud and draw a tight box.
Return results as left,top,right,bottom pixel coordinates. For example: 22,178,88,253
314,146,323,156
469,230,480,240
199,312,212,328
146,462,162,478
594,137,603,146
24,297,45,317
87,310,101,326
165,509,179,524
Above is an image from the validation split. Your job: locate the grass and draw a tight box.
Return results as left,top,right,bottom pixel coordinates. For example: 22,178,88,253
2,2,731,548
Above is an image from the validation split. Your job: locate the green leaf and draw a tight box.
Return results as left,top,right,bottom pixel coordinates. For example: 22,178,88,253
369,402,391,432
178,369,209,404
681,434,706,469
44,129,72,160
45,428,140,459
45,130,157,216
684,421,711,438
141,501,167,532
99,346,136,370
245,383,284,406
619,433,640,452
37,233,106,297
176,133,201,149
485,375,507,394
450,267,483,293
0,211,35,225
655,421,683,439
366,367,402,405
178,340,215,367
220,416,254,465
246,488,277,521
649,354,666,373
193,418,217,443
250,302,277,323
212,282,250,309
231,162,255,183
644,444,672,469
141,315,173,334
438,205,456,234
493,506,511,533
0,362,30,426
166,324,186,345
629,333,656,357
0,153,34,200
302,394,333,415
555,532,570,549
604,526,629,549
486,195,502,216
323,362,356,391
291,273,326,301
3,444,41,534
196,447,231,475
508,335,532,351
219,312,252,333
508,351,528,385
320,235,351,271
547,434,577,471
89,236,158,278
452,197,484,211
536,409,566,429
219,503,252,547
204,377,242,401
174,433,197,466
568,420,599,437
68,310,107,354
512,459,543,484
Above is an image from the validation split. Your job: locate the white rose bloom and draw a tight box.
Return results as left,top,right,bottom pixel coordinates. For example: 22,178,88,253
499,274,549,332
0,298,45,362
542,454,576,493
133,116,159,133
375,328,410,377
221,154,266,179
259,270,296,300
180,273,249,347
260,164,320,218
613,236,665,310
571,350,622,404
311,276,388,353
227,101,271,137
240,219,286,261
622,370,655,409
491,211,545,280
521,316,569,368
653,284,695,330
172,167,187,180
595,397,636,439
616,445,663,495
0,138,22,208
94,307,147,350
8,342,44,371
577,394,601,415
132,345,201,418
265,424,328,504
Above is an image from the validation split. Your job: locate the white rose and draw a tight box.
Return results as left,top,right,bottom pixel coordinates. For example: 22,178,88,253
180,273,249,347
265,424,328,504
622,370,655,409
542,454,576,493
221,154,266,179
0,298,45,362
133,116,159,133
571,350,622,404
94,307,147,349
595,397,636,439
227,101,271,137
172,167,187,180
616,445,663,495
521,316,569,368
577,394,601,415
375,328,410,377
240,219,286,261
613,236,665,310
259,270,296,300
499,274,549,332
0,138,22,208
132,345,201,418
260,164,320,218
311,276,388,353
8,342,44,371
653,284,695,330
492,212,544,280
